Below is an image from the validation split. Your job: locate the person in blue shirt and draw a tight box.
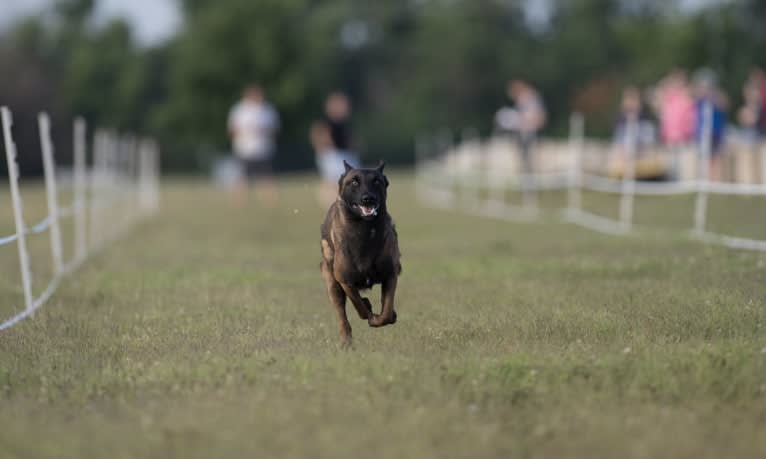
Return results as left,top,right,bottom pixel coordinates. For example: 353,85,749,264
692,69,728,181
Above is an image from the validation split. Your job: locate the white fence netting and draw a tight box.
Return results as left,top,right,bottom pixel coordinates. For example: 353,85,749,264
0,106,160,330
416,113,766,251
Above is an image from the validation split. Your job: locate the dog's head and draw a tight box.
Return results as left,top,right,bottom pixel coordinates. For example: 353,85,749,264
338,160,389,221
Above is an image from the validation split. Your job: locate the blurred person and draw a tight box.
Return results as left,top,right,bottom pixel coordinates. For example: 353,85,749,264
650,70,694,179
495,79,546,173
323,91,360,165
737,77,763,145
618,87,657,144
654,69,695,147
495,79,546,207
749,67,766,135
227,83,280,206
611,86,657,176
311,121,341,206
312,92,360,207
692,68,728,181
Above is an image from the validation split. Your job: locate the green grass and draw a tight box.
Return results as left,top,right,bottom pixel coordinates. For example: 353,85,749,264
0,175,765,458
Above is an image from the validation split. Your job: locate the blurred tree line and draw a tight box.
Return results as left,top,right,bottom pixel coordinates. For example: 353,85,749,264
1,0,765,174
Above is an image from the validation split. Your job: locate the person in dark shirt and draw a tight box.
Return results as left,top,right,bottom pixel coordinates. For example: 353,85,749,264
312,92,360,206
692,68,728,181
494,79,546,208
324,92,354,153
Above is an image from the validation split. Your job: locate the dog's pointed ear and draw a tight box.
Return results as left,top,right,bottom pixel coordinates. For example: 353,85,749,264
377,160,389,187
343,160,353,173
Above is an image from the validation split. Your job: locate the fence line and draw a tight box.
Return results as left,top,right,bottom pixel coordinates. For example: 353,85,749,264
417,112,766,252
2,107,34,316
0,106,160,331
40,113,65,276
73,117,88,264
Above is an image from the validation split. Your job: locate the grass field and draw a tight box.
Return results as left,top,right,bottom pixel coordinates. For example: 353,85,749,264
0,174,765,458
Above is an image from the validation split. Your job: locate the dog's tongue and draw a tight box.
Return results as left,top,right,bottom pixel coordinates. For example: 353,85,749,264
359,205,377,217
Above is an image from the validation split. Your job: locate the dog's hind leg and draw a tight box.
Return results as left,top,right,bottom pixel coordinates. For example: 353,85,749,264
369,276,397,328
339,284,374,320
322,263,351,345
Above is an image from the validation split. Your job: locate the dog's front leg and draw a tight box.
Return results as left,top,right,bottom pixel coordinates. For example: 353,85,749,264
339,283,373,320
369,276,397,327
322,263,352,345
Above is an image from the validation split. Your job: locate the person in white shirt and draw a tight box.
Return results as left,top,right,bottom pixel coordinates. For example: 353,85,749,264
227,84,280,205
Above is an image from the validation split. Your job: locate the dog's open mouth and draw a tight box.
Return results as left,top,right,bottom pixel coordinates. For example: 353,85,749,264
354,204,378,217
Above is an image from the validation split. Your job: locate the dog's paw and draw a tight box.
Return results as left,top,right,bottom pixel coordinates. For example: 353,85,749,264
368,314,384,327
339,322,353,348
358,298,374,320
340,334,353,349
368,312,396,328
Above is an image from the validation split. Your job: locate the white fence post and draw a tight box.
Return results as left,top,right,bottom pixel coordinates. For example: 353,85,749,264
89,130,104,250
521,139,538,212
486,136,506,210
73,117,88,263
619,117,638,231
694,100,714,235
437,129,456,208
413,134,424,182
461,127,481,208
414,133,436,207
104,131,116,242
150,139,161,213
107,130,118,241
567,112,584,213
138,139,150,215
38,112,65,276
2,107,34,313
116,134,128,232
128,136,139,226
112,132,125,237
123,135,133,229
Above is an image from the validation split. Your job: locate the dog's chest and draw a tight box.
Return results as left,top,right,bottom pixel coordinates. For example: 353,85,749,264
338,227,386,288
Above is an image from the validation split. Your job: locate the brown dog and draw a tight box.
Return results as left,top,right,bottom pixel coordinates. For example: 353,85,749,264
320,160,401,345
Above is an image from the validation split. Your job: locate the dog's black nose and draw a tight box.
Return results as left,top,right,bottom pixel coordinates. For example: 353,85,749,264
361,195,376,205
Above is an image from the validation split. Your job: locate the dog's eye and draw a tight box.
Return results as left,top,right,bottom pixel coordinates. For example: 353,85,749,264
373,179,381,186
351,179,359,186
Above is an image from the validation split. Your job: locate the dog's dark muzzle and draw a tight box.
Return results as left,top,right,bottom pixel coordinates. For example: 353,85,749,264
354,194,379,218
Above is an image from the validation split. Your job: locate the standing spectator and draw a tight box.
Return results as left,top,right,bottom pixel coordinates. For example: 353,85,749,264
748,67,766,136
654,69,695,147
692,69,728,181
323,91,360,167
311,121,340,207
737,77,763,146
614,86,656,150
611,86,657,177
649,70,695,179
495,80,546,174
494,79,546,207
227,83,280,206
312,91,360,207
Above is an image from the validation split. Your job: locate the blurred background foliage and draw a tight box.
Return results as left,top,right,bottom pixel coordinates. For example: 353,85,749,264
1,0,765,174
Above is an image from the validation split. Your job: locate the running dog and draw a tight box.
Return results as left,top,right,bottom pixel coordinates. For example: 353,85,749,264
320,160,401,345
